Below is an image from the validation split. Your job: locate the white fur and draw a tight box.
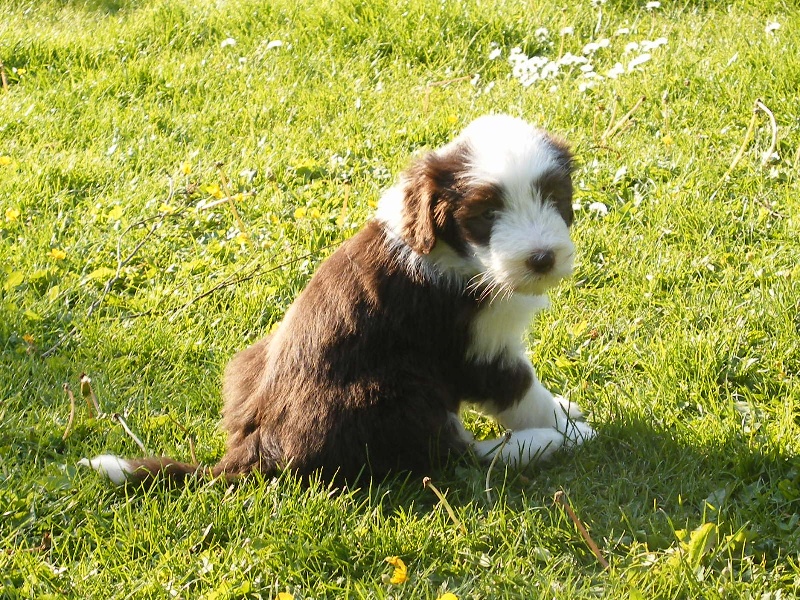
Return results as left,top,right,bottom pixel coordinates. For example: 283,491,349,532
78,455,132,485
465,294,548,363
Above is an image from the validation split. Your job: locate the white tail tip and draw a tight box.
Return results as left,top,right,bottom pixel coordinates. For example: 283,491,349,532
78,454,132,485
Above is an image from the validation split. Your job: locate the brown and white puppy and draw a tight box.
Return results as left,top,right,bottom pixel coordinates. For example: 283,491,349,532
81,114,595,486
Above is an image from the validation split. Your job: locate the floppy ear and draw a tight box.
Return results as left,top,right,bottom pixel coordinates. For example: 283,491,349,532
401,156,439,255
399,144,469,255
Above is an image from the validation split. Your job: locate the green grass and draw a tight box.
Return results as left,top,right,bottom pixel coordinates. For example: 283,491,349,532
1,0,799,597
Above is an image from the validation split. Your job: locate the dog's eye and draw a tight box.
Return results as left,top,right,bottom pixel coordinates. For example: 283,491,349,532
481,209,497,221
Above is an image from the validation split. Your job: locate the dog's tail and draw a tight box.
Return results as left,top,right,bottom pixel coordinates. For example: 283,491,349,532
78,454,234,486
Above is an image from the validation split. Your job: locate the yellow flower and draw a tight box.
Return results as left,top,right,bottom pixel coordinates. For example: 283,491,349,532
234,232,249,245
447,115,458,125
0,156,12,166
180,161,192,175
662,134,673,146
49,248,67,260
276,593,294,600
204,183,224,199
5,208,20,222
158,203,176,214
437,594,458,600
293,206,307,219
384,556,408,585
309,207,322,219
22,334,35,344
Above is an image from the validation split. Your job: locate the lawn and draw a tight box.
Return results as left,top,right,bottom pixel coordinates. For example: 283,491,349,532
1,0,799,597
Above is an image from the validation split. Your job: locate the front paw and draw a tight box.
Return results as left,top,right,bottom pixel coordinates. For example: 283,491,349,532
554,395,586,421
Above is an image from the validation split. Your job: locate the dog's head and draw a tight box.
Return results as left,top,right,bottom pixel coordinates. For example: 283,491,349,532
377,114,575,297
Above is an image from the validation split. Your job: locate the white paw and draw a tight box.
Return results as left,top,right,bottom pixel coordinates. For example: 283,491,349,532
554,395,585,421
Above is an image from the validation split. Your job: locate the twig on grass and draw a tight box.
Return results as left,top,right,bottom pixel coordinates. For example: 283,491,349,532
484,430,512,504
87,197,179,319
601,96,646,143
62,384,77,441
112,413,148,455
554,490,609,570
423,477,467,535
167,243,338,321
42,204,184,358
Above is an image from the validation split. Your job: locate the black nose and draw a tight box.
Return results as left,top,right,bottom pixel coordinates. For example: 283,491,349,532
526,250,556,274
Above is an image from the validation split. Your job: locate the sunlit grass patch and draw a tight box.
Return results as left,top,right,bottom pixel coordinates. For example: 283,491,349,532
1,0,799,597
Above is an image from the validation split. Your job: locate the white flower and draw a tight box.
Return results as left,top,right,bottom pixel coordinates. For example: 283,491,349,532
582,38,610,54
541,61,559,78
220,37,237,48
628,53,652,70
645,1,661,9
615,27,631,36
560,26,575,36
606,62,625,79
623,42,640,53
588,201,609,215
488,48,502,60
535,27,550,40
266,40,284,50
640,37,668,51
765,22,781,34
558,52,588,66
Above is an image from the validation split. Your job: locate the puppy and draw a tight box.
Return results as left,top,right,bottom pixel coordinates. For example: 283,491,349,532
81,114,595,486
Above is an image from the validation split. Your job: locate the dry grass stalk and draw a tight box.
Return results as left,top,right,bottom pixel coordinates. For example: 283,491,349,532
602,96,644,142
755,99,778,166
554,490,609,570
0,60,7,92
484,430,513,504
423,477,467,535
62,383,77,441
164,411,198,464
112,413,148,455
